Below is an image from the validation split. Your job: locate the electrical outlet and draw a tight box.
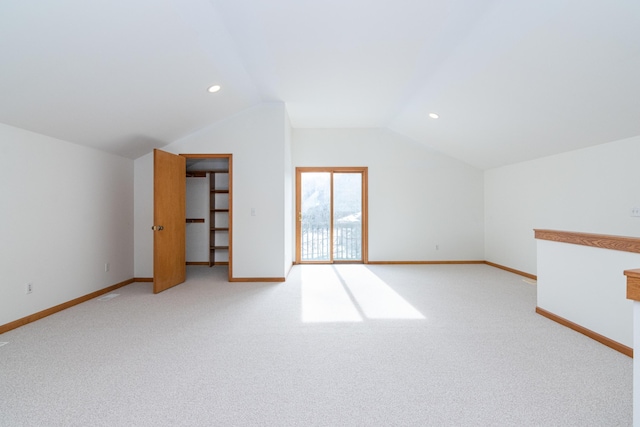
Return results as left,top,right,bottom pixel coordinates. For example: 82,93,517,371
632,207,640,217
26,283,33,294
104,263,110,272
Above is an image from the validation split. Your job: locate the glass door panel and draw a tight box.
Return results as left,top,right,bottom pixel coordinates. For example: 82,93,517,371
300,172,331,261
333,173,362,261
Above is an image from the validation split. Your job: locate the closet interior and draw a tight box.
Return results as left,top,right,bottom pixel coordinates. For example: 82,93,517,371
185,156,230,267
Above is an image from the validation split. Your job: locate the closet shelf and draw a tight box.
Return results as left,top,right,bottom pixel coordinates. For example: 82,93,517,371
211,189,229,193
210,245,229,250
211,227,229,231
186,170,229,177
186,218,205,223
186,171,207,178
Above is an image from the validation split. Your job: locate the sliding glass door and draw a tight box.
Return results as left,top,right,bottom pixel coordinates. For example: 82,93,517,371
296,167,367,263
299,172,332,261
333,172,362,261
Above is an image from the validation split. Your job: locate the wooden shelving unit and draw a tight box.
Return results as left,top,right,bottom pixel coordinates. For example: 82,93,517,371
209,169,229,267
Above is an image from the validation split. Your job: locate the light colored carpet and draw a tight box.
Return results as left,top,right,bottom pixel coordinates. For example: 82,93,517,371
0,264,632,426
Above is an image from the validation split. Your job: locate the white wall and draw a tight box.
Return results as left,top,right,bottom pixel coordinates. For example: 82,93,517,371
292,128,485,262
634,302,640,425
283,111,293,271
0,123,133,326
134,103,290,279
134,152,153,276
485,136,640,275
185,177,209,262
537,240,639,347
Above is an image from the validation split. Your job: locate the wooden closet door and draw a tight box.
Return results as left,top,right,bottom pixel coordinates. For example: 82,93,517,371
153,149,186,293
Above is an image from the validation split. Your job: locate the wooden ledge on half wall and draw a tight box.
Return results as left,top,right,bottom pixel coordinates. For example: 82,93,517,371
625,269,640,301
534,229,640,254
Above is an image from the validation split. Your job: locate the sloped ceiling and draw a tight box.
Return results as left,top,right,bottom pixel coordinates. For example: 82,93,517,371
1,0,639,168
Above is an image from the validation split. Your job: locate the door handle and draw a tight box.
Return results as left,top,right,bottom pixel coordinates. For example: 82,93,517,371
151,225,164,231
298,212,302,221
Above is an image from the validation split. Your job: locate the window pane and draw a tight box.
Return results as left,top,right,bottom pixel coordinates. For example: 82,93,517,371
333,173,362,261
301,173,331,261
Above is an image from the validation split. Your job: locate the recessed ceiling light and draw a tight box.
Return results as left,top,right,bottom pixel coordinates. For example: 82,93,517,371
428,112,439,119
207,85,221,93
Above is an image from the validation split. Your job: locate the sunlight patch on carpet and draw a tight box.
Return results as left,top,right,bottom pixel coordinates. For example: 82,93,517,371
335,265,425,320
301,265,363,323
300,265,425,322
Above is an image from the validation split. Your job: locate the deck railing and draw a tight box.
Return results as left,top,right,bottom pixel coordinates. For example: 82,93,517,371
301,222,361,261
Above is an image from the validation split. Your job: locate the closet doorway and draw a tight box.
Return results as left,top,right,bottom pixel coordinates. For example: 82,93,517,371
182,154,233,281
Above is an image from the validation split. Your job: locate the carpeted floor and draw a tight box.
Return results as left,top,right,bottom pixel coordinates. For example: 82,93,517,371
0,264,632,426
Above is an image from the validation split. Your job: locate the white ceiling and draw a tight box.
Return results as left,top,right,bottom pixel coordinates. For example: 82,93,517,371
1,0,639,169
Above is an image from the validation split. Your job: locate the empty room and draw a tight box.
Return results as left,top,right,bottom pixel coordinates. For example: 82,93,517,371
1,1,640,425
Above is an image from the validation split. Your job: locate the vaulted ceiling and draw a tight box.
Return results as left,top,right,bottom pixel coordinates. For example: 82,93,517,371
1,0,639,169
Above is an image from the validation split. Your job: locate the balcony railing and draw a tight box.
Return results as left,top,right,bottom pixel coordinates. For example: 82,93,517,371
301,222,361,261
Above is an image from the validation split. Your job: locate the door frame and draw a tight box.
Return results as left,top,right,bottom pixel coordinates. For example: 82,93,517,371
295,167,368,264
181,153,233,282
